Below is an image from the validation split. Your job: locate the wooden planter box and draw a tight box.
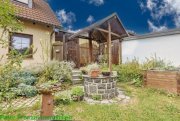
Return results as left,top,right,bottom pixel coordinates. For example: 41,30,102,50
144,70,180,94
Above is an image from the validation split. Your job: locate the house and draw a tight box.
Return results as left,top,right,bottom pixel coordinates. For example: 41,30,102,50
122,28,180,66
0,0,61,67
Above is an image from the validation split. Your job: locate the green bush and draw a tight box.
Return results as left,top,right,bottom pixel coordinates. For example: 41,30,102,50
54,94,71,106
114,59,142,83
13,83,38,98
71,87,84,97
39,61,75,83
113,56,174,87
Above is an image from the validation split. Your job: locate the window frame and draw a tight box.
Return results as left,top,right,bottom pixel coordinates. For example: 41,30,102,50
9,33,33,59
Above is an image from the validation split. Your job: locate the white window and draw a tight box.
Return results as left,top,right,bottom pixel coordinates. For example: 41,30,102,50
16,0,29,4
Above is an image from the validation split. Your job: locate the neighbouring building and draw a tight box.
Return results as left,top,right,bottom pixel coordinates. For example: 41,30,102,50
122,28,180,66
0,0,61,67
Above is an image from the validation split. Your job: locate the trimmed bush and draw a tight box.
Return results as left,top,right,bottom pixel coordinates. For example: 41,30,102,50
13,83,38,98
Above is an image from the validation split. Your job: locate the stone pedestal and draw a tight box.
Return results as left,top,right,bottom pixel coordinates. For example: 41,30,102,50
83,75,117,100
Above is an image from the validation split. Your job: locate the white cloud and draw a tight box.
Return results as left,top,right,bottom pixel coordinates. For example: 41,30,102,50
67,29,81,33
140,0,180,28
81,0,104,6
148,20,168,32
89,0,104,6
147,0,156,11
56,9,76,25
87,15,95,24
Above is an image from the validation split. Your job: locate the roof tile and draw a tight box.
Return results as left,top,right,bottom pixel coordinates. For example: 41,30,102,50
12,0,61,27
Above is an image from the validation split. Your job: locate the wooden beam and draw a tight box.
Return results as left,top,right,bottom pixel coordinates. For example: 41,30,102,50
89,33,93,63
119,40,122,64
108,22,112,72
63,33,66,60
95,27,121,38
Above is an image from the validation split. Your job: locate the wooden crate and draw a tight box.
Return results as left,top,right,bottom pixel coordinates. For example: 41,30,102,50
144,70,180,94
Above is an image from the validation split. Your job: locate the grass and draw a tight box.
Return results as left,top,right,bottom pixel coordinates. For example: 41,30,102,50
55,83,180,121
0,83,180,121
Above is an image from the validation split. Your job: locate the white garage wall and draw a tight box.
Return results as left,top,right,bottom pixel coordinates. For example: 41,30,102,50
122,34,180,66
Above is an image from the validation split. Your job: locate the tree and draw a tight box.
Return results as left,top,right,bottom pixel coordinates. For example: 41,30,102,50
0,0,23,46
0,0,23,102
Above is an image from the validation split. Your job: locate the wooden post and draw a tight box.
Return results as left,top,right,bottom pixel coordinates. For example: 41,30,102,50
89,33,93,63
108,22,112,72
119,40,122,64
41,93,53,116
63,33,66,60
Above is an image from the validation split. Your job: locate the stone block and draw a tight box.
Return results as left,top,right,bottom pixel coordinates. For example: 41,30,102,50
107,83,112,89
109,79,114,82
98,84,106,89
102,79,108,83
89,86,97,93
102,94,108,99
94,79,101,83
108,93,115,99
98,89,105,94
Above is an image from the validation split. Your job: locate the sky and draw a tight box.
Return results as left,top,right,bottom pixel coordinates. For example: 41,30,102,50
47,0,180,34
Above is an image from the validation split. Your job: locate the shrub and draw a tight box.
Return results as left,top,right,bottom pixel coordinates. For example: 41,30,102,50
54,94,71,106
16,70,37,85
39,61,75,83
13,83,38,98
114,58,142,83
114,56,176,87
71,87,84,97
142,55,174,70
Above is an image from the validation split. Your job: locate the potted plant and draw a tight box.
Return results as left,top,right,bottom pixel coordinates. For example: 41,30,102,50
101,67,111,77
71,87,84,101
87,63,100,77
80,67,88,75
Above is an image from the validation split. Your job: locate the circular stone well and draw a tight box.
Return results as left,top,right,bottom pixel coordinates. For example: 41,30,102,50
83,75,117,100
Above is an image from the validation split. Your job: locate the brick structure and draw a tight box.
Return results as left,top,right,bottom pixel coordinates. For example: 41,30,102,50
144,70,180,94
83,75,118,99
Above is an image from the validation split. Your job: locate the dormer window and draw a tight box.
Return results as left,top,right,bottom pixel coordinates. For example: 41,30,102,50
16,0,29,4
14,0,33,8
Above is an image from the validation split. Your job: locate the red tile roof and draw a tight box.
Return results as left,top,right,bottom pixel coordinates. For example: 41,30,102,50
12,0,61,27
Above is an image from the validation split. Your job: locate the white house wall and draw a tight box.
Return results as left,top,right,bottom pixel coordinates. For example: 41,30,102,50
122,34,180,66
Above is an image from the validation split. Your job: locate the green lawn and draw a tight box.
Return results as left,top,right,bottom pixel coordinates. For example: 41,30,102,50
1,83,180,121
55,83,180,121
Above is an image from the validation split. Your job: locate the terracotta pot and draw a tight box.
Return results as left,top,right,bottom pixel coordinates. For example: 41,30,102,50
90,70,100,77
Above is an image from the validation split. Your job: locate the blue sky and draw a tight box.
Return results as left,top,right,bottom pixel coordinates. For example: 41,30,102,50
47,0,180,34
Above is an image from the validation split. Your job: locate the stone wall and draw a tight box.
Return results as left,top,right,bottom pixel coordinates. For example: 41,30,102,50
84,76,118,99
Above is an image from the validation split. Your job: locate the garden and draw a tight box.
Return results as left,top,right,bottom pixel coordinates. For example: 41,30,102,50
0,1,180,121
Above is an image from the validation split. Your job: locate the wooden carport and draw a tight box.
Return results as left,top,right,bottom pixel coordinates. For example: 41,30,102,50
69,13,129,72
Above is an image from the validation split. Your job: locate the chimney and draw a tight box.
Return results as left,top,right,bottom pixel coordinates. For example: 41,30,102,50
28,0,33,8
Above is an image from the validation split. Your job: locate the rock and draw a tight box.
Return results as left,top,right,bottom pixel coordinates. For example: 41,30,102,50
101,100,109,104
118,95,126,99
125,96,130,100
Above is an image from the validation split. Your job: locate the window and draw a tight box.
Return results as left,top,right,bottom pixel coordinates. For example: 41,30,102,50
15,0,29,4
10,33,33,58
